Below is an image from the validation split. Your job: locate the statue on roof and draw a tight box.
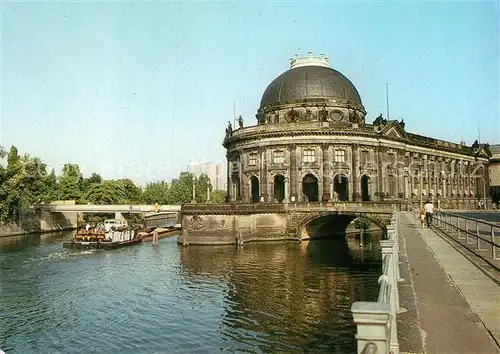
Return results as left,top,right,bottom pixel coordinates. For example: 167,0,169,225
400,119,406,129
373,114,387,126
225,121,232,138
237,115,244,128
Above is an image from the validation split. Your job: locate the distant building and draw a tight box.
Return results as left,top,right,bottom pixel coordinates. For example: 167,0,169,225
489,144,500,208
186,162,226,190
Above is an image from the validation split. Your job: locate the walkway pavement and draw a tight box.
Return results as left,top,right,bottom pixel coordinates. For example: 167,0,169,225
397,212,500,354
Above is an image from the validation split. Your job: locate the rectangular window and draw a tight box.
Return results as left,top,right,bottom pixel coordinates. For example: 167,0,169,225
361,150,369,164
248,153,257,166
334,149,345,163
303,149,315,163
273,150,284,164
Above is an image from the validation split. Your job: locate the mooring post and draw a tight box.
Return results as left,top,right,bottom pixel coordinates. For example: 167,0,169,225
153,229,159,246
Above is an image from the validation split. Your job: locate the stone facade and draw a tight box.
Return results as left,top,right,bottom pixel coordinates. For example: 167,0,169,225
489,144,500,207
223,54,491,211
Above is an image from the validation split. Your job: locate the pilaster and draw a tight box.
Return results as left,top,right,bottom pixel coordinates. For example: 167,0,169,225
289,144,298,202
322,143,331,201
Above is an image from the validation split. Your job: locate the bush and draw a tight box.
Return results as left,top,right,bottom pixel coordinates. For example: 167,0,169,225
354,217,371,231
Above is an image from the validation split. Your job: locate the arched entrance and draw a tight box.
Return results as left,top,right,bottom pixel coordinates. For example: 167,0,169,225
274,174,285,203
361,175,370,201
250,176,260,203
302,174,319,202
333,174,349,201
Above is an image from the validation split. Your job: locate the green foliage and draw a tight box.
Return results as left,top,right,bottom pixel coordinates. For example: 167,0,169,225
142,181,169,204
210,189,227,204
116,179,142,203
168,172,195,204
0,143,230,224
84,180,127,204
58,164,83,201
195,173,212,203
354,217,372,231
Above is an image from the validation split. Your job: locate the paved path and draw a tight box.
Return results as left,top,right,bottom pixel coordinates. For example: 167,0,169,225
397,212,500,354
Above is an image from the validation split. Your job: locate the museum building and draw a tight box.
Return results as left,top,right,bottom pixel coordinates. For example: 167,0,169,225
223,53,491,210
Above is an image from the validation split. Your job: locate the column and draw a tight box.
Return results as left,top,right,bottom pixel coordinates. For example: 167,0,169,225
284,177,289,203
289,144,298,202
322,144,331,201
260,147,268,202
377,147,385,200
352,144,360,201
226,154,231,202
238,152,244,202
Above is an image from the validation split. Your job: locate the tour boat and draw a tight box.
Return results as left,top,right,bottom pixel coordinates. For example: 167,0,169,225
63,227,143,249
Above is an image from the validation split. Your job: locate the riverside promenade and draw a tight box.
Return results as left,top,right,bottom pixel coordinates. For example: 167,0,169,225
397,212,500,354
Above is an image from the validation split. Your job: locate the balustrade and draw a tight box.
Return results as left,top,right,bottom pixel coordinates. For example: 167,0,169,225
351,212,402,354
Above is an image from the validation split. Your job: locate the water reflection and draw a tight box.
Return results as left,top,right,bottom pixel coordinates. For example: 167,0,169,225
180,237,381,353
1,230,381,353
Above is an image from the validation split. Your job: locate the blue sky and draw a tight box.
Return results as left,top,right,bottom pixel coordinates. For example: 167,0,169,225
1,1,499,184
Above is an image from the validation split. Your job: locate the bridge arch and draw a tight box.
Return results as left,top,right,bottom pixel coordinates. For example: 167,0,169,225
296,211,389,240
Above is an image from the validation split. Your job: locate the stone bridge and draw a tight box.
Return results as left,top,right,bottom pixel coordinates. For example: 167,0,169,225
34,202,181,231
180,201,408,245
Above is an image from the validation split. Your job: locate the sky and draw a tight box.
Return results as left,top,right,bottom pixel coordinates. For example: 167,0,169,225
1,1,499,185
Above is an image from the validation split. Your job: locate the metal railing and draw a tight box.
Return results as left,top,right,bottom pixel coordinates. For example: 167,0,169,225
433,211,499,260
351,212,402,354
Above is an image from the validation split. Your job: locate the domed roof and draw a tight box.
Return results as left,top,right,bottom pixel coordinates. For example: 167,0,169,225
260,54,362,109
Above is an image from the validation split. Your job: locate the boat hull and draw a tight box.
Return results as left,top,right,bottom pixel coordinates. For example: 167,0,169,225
63,238,143,249
140,227,181,242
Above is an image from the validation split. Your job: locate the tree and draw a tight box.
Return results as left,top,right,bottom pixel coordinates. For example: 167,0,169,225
80,173,103,194
195,173,212,203
211,189,227,204
142,181,169,204
83,180,127,205
167,172,195,204
116,178,142,203
39,169,59,202
354,217,371,231
58,164,83,202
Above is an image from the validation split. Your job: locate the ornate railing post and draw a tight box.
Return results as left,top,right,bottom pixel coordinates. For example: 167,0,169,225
351,302,391,354
351,212,401,354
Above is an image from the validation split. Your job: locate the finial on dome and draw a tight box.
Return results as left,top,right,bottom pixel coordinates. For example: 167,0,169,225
290,51,330,69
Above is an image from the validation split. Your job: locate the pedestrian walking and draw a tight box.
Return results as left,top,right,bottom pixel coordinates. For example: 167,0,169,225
424,200,435,228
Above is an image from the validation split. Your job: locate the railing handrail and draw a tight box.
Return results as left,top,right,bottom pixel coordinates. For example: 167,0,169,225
437,211,500,229
434,212,500,251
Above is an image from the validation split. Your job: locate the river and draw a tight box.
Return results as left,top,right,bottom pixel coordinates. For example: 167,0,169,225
0,231,382,353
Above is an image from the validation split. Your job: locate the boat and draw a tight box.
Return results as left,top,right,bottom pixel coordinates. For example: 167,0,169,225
63,226,142,249
140,225,182,242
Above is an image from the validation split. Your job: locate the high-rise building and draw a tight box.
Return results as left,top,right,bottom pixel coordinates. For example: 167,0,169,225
186,162,227,190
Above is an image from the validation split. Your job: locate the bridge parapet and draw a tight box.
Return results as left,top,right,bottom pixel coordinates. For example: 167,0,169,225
351,212,402,354
35,204,181,213
181,201,406,215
